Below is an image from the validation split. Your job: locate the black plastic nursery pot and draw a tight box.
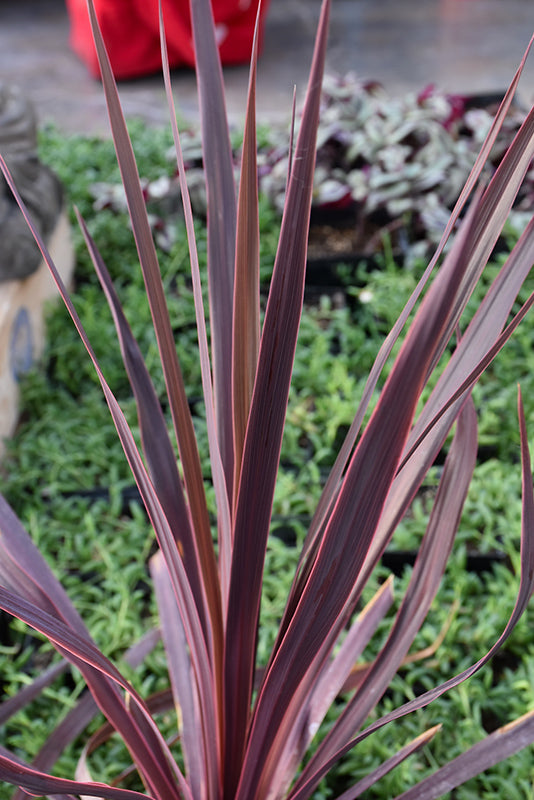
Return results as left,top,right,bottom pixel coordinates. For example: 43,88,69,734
303,207,399,311
307,204,400,272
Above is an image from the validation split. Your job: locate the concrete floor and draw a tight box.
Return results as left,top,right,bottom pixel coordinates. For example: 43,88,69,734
1,0,534,135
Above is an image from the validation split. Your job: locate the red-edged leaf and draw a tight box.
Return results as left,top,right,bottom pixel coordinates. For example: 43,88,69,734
373,219,534,574
263,576,395,800
0,750,150,800
0,487,164,796
286,88,297,193
416,100,534,399
441,33,534,234
306,576,394,738
75,688,176,794
158,2,232,623
278,191,480,637
0,491,89,633
76,210,217,649
284,99,534,659
0,585,187,800
0,497,177,796
222,2,331,793
85,0,214,611
289,388,534,800
393,710,534,800
157,13,227,768
10,630,161,800
367,232,534,599
337,726,441,800
239,158,478,799
425,101,534,373
190,0,237,497
282,37,534,622
406,208,534,474
232,5,261,508
150,551,208,800
294,395,478,795
0,161,215,800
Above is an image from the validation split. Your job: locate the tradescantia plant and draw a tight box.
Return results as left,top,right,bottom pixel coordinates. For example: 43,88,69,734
3,0,534,797
88,73,533,263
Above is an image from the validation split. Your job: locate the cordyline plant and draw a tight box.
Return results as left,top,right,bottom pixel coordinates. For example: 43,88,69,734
2,0,534,798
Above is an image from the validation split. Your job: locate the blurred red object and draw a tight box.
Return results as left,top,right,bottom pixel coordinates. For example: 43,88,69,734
66,0,269,79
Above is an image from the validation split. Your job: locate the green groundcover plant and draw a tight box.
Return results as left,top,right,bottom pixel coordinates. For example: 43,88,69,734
3,0,534,798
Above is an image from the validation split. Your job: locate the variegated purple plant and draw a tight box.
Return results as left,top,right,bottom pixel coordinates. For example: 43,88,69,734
1,1,534,798
89,74,533,263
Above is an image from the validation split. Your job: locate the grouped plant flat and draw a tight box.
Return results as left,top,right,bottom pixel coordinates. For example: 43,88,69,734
2,1,534,799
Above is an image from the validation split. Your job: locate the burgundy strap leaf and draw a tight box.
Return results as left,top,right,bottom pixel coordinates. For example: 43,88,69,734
284,97,534,657
290,388,534,800
262,577,395,799
283,34,534,623
337,725,441,800
76,210,216,649
223,2,331,794
393,710,534,800
190,0,237,497
151,551,209,800
294,395,478,794
232,5,261,510
0,585,187,800
85,0,214,611
0,159,208,800
158,0,231,621
9,630,162,800
375,214,534,564
0,750,150,800
240,149,479,798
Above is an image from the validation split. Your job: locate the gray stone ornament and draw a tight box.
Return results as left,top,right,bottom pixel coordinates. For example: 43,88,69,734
0,85,63,281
